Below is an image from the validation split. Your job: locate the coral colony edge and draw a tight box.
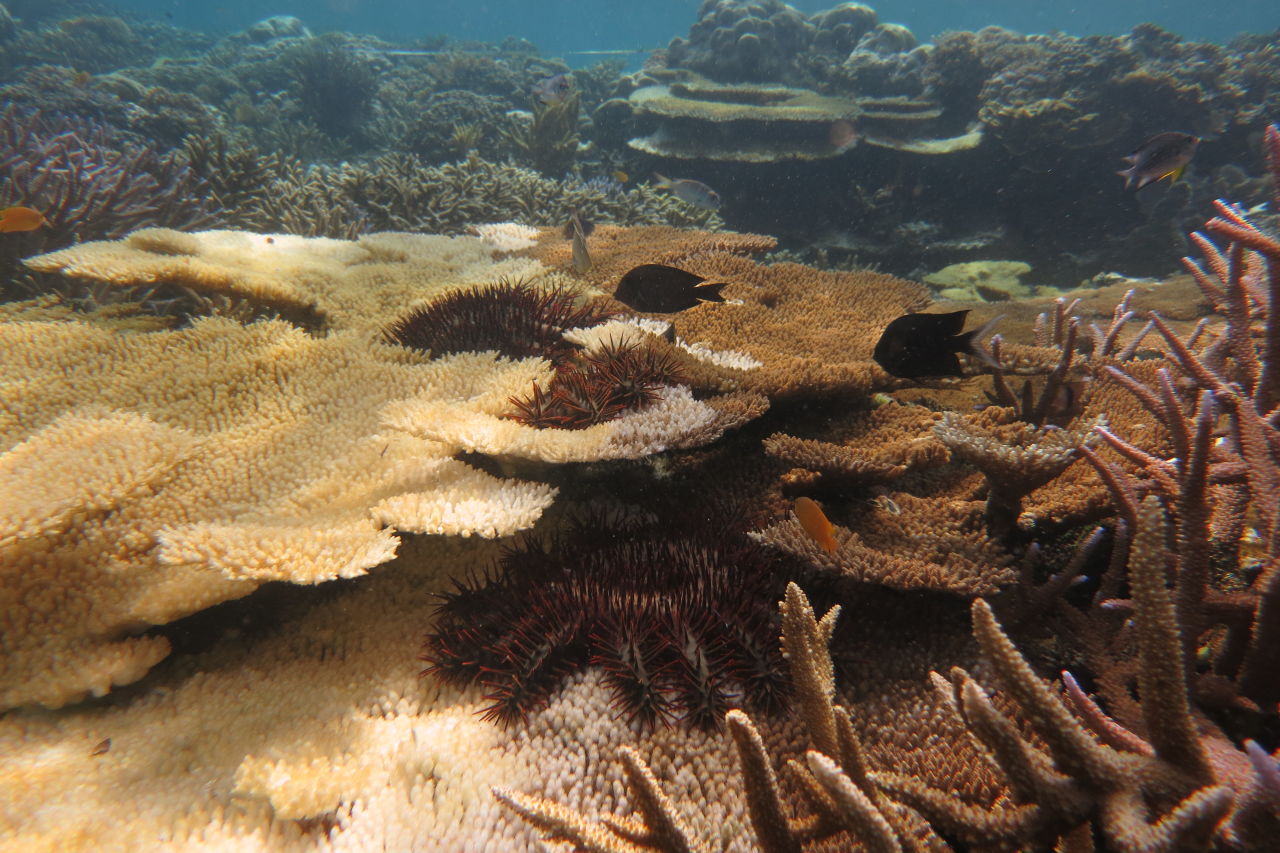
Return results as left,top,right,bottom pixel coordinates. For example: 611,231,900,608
0,1,1279,851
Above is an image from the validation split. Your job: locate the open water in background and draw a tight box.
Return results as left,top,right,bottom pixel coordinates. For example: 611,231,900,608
108,1,1280,59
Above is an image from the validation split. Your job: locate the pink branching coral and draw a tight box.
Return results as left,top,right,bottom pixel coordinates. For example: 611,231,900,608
1083,123,1280,713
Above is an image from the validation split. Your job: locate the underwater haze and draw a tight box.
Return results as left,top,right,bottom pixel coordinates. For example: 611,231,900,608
120,0,1280,53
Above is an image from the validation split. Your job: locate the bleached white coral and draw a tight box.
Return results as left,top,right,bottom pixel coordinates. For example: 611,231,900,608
565,318,762,370
386,385,729,464
471,222,542,252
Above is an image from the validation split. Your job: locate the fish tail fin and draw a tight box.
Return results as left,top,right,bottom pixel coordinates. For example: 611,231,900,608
695,281,727,303
962,314,1004,370
652,172,671,189
1116,168,1136,189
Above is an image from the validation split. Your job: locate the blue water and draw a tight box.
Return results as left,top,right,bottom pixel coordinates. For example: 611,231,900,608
122,1,1280,58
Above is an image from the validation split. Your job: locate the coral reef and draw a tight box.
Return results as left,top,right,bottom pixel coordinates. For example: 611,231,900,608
503,92,581,176
626,71,978,163
0,104,217,299
423,512,796,729
0,317,560,710
521,224,935,399
24,229,548,332
667,0,822,85
278,34,377,143
400,90,511,164
229,153,722,240
493,125,1280,851
3,3,1280,848
923,259,1034,302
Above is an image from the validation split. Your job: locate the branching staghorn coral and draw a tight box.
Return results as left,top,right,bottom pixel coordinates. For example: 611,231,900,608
877,497,1279,851
0,104,217,298
503,91,580,176
496,583,956,852
1078,124,1280,713
239,152,722,240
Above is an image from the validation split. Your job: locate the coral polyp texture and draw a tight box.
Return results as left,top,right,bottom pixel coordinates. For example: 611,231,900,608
422,513,797,729
521,224,933,398
0,317,560,710
24,228,548,332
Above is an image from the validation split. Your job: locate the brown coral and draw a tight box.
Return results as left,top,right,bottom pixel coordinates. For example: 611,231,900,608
526,225,932,400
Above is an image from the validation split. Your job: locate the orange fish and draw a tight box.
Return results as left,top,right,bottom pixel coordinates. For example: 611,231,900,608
793,497,837,554
0,206,48,232
613,169,629,184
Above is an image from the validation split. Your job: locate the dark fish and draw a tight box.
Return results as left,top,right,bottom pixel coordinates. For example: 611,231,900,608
564,211,592,274
653,173,721,210
1117,132,1200,190
873,310,1001,379
532,73,571,105
614,264,727,313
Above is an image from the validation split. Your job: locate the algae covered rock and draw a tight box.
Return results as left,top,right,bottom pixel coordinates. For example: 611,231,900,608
924,260,1033,302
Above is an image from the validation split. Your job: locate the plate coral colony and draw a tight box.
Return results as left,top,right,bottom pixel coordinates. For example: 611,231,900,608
0,1,1278,851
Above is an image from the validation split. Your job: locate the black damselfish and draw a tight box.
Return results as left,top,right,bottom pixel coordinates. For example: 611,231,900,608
873,310,1001,378
1117,131,1200,191
613,263,727,313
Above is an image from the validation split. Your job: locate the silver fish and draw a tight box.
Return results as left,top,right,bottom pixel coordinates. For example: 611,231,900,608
653,173,721,210
566,211,592,274
532,73,570,105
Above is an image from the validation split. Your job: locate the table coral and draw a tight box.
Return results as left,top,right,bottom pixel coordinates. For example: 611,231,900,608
668,255,932,399
523,224,930,400
0,535,540,850
627,71,979,163
0,317,560,710
24,228,546,332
